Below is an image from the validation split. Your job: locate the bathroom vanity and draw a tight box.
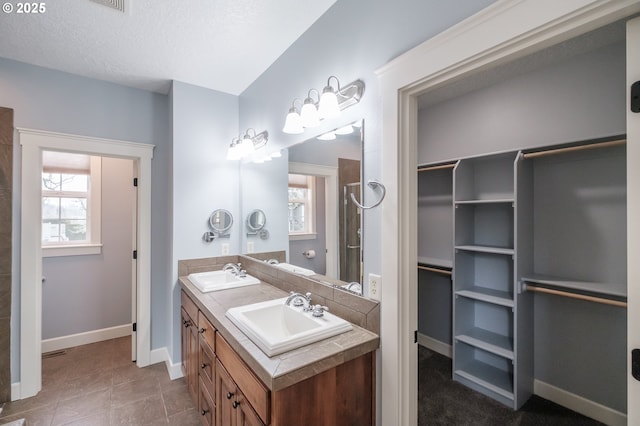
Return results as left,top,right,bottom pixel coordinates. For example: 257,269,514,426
179,258,379,426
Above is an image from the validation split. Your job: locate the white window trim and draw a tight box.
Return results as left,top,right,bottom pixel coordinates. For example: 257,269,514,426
42,156,102,257
288,174,317,237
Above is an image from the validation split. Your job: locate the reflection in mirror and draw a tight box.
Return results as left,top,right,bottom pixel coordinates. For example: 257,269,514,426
287,120,363,284
246,209,269,240
246,209,266,231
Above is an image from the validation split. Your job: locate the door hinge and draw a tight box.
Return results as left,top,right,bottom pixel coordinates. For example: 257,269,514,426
133,177,138,187
414,330,418,344
133,250,137,259
132,322,137,332
632,81,640,113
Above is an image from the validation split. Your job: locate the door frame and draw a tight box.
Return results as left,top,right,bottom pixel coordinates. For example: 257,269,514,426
18,128,154,399
377,1,640,425
289,162,339,278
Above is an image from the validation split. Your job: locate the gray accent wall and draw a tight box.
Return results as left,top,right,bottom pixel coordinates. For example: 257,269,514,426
42,157,134,340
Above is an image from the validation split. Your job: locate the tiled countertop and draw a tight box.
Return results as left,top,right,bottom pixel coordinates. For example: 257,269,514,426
179,276,380,392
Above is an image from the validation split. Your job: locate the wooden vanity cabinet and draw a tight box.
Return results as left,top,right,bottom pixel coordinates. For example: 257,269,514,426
216,359,264,426
181,289,375,426
181,291,200,403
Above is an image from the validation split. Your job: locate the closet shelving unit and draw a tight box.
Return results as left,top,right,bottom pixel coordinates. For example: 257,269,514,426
417,162,456,354
452,152,529,408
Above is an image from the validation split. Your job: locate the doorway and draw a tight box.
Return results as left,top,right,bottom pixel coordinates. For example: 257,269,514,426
18,128,153,400
40,154,136,362
378,2,640,425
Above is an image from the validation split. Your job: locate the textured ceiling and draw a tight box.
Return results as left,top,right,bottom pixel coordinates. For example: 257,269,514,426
0,0,336,94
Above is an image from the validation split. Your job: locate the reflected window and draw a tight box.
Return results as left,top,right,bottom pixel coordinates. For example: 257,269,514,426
288,174,316,236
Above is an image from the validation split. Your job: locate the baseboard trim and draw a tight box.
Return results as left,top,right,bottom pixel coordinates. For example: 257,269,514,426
149,347,183,380
417,333,452,358
534,380,626,426
10,382,20,401
42,324,131,353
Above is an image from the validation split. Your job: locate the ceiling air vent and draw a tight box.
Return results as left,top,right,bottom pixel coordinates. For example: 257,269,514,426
89,0,126,13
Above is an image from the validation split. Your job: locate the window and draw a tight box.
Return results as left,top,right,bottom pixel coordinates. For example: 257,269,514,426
288,174,316,239
41,151,102,257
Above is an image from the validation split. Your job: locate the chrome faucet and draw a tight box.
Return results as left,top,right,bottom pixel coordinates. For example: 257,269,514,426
284,292,312,310
223,263,242,275
266,259,279,265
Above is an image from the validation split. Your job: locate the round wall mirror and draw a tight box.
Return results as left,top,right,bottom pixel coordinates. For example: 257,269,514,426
209,209,233,234
246,209,266,232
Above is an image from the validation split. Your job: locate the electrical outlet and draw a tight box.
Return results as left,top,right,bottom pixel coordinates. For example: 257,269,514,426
247,241,255,253
221,243,230,255
368,273,381,301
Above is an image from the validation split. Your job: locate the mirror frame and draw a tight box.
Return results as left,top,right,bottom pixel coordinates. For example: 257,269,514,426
209,209,233,236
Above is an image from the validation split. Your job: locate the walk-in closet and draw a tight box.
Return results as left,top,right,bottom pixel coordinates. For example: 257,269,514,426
417,19,628,424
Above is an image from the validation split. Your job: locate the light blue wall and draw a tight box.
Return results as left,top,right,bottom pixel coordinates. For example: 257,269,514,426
0,57,171,382
170,81,240,361
238,0,496,283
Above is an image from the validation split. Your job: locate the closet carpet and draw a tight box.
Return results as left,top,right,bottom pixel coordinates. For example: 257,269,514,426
418,345,605,425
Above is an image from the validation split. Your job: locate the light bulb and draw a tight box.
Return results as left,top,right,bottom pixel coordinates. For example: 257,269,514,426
300,101,320,128
282,108,304,134
318,87,340,119
317,132,336,141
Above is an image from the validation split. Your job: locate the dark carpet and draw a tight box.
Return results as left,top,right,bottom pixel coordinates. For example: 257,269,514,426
418,345,605,425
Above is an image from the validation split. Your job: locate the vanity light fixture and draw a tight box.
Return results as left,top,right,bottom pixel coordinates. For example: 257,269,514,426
227,129,269,161
282,99,304,134
317,132,336,141
282,76,365,134
334,124,354,135
300,89,321,128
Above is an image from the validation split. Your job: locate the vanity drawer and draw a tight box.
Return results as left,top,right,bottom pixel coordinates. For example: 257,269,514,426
199,336,216,398
198,311,216,352
181,290,198,324
216,333,270,424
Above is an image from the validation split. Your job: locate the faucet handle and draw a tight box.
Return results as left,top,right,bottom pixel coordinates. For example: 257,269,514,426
238,270,247,278
311,305,329,317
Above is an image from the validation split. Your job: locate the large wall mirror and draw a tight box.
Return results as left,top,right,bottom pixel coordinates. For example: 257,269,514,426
240,120,367,296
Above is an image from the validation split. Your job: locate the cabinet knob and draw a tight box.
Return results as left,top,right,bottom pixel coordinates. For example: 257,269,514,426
201,409,209,416
201,363,207,369
232,401,239,409
226,392,234,400
183,320,191,328
199,327,206,334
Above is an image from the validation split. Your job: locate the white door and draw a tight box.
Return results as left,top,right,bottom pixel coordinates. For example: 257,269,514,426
627,15,640,425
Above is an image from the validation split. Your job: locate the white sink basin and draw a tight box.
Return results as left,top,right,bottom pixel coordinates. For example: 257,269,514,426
226,298,353,356
275,263,316,276
188,270,260,293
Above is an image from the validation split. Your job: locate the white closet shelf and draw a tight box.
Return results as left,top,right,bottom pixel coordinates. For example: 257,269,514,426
455,245,514,255
418,256,453,269
455,199,514,205
455,288,514,307
456,328,514,359
521,274,626,299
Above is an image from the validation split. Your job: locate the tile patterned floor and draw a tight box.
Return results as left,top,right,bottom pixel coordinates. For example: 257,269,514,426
0,337,200,425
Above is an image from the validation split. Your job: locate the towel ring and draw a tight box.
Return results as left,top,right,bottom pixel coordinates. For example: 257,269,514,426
350,179,386,210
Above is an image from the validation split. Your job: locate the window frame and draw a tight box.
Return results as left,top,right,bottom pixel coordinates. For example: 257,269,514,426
42,156,102,257
288,174,317,241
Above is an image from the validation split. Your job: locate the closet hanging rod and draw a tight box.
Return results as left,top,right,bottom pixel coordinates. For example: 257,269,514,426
418,265,453,276
522,139,626,160
418,163,456,172
523,283,627,308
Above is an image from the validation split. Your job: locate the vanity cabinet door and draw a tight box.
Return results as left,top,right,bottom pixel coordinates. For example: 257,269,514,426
181,307,198,402
236,390,265,426
215,360,237,426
